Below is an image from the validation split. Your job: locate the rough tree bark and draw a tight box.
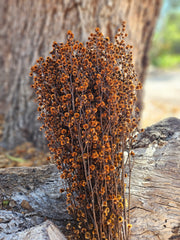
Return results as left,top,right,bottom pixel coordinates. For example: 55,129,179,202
0,0,162,149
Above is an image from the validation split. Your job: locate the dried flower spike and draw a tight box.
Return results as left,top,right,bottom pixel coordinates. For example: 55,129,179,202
31,22,142,240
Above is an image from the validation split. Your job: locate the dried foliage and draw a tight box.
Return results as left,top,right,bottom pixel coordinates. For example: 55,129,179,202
31,22,142,240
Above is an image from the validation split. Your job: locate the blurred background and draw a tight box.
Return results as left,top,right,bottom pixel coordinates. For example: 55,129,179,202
0,0,179,167
141,0,180,127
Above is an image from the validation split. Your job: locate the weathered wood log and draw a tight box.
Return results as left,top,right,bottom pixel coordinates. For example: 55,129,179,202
0,117,180,239
1,220,66,240
0,164,69,239
131,117,180,239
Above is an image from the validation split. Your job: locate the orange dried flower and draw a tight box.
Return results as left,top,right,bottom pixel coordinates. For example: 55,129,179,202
64,112,69,118
103,135,109,141
90,165,96,171
92,151,99,159
74,113,80,118
83,124,89,130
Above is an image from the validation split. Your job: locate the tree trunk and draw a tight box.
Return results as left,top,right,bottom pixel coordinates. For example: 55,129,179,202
0,0,162,149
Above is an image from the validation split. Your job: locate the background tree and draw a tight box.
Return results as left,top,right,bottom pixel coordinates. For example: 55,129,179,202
150,0,180,68
0,0,162,149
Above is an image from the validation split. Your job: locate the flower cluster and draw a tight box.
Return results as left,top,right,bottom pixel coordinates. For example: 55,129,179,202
31,22,142,240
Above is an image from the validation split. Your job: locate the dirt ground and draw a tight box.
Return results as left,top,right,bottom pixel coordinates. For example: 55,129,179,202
0,115,50,168
0,68,179,168
141,68,180,128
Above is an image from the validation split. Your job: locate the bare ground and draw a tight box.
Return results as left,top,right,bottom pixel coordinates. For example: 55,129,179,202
141,68,180,128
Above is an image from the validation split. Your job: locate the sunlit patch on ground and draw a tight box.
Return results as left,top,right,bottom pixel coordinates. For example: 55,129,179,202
141,68,180,128
0,117,49,168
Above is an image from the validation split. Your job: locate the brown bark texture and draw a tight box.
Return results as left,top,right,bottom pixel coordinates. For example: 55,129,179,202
0,0,162,149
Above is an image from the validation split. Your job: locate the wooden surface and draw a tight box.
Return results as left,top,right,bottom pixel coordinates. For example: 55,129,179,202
0,117,179,239
1,220,67,240
131,117,180,239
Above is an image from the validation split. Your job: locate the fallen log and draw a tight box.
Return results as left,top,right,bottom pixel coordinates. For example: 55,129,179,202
131,117,180,239
0,117,180,239
1,219,66,240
